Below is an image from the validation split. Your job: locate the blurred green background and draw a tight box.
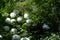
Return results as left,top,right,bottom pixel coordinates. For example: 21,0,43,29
0,0,60,40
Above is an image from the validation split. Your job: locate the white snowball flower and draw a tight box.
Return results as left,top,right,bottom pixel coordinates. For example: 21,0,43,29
24,13,29,19
0,35,2,39
26,19,32,24
4,26,10,31
21,37,30,40
12,34,20,40
17,16,22,22
13,10,19,14
10,19,16,24
42,23,50,29
5,17,11,24
10,28,17,34
10,12,16,18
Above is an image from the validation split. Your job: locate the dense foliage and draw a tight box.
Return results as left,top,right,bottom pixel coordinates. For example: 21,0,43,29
0,0,60,40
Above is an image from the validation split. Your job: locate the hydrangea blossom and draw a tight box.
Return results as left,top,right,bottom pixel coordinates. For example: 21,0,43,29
17,16,22,22
10,19,16,24
5,17,11,24
13,10,19,14
26,19,32,24
10,12,16,18
42,23,50,29
12,34,20,40
24,13,29,19
10,28,17,34
21,37,30,40
4,26,10,31
0,35,2,39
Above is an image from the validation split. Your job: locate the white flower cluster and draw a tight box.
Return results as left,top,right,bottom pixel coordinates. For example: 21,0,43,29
4,10,32,40
10,28,17,34
12,34,30,40
0,35,3,39
5,10,22,24
10,12,16,18
42,23,50,30
21,37,30,40
12,34,20,40
17,16,22,22
5,11,33,24
24,13,32,24
26,19,32,24
24,13,29,19
5,18,11,24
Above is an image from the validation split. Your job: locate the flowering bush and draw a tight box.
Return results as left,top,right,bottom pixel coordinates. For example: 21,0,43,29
0,0,60,40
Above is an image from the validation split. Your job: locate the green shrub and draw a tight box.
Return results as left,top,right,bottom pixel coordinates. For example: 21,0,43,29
0,0,60,40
